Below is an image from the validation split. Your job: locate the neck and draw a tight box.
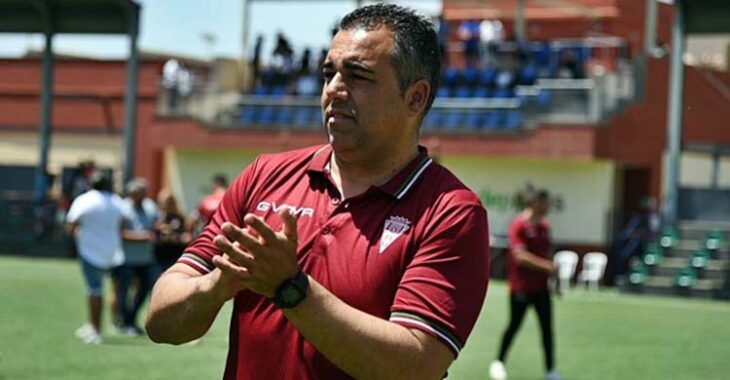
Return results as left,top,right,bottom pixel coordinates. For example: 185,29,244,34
524,208,543,222
330,144,419,199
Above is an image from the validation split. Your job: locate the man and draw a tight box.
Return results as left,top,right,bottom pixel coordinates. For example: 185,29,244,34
66,171,126,344
117,178,159,336
146,4,490,379
489,189,562,380
191,173,228,236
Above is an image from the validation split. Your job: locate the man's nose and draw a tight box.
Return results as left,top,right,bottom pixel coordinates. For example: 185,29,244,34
324,72,348,100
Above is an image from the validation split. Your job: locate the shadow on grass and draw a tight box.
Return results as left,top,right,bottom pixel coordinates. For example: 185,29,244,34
101,336,155,346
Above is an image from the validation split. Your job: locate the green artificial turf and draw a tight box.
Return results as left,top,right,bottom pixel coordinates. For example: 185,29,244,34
1,256,728,379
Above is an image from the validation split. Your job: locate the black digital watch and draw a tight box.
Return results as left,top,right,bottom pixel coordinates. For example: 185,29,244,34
272,270,309,309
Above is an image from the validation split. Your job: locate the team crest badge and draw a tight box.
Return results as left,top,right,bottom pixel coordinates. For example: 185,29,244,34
380,216,411,253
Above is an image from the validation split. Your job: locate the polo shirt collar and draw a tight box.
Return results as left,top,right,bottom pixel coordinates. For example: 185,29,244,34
307,144,434,200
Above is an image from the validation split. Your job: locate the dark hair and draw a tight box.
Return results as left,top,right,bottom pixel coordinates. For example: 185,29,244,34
524,188,550,205
338,3,441,118
89,171,111,192
213,174,228,188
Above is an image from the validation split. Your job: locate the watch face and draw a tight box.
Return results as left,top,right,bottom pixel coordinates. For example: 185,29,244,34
283,285,303,304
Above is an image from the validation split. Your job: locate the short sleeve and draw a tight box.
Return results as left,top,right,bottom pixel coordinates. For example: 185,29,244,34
390,196,490,358
508,218,527,251
66,197,83,223
178,158,260,274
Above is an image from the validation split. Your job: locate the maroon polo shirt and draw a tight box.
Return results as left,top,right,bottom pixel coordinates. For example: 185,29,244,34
179,144,490,380
506,213,551,293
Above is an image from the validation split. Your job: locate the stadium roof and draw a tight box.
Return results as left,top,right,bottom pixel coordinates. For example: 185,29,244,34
0,0,140,35
684,0,730,34
0,0,142,190
443,0,620,21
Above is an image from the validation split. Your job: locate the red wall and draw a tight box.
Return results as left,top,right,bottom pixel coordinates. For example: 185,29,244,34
596,57,730,198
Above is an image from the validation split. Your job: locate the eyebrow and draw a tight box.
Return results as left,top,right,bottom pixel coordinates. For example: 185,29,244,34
322,60,375,75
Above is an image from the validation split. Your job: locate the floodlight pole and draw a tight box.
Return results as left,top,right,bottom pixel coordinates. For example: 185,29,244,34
663,0,685,226
515,0,526,42
644,0,658,56
242,0,251,90
122,5,140,185
34,2,54,204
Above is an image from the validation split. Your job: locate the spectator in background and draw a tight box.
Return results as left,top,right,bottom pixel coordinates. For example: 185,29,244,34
489,188,561,380
458,19,481,66
295,47,319,96
66,171,126,344
163,59,183,112
299,48,313,76
117,178,160,336
496,49,521,89
436,13,449,66
154,189,191,272
191,174,228,236
251,34,264,88
272,31,295,87
557,49,584,79
70,160,96,202
479,19,504,64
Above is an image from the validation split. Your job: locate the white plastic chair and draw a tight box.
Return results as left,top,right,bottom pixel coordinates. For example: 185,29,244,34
577,252,608,291
553,250,578,293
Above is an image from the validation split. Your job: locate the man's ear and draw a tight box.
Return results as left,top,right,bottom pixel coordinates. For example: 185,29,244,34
406,79,431,116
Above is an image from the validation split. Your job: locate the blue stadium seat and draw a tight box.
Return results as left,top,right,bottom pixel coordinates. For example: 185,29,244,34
536,89,552,109
274,107,293,124
504,111,523,130
271,85,287,96
443,67,459,87
436,86,451,98
463,112,482,130
312,109,323,125
453,86,472,98
239,105,257,124
442,112,463,130
533,43,551,68
478,67,497,87
423,110,442,131
462,66,478,86
252,86,269,97
473,87,491,98
493,88,514,98
483,112,502,130
257,106,275,124
293,108,313,127
518,64,537,85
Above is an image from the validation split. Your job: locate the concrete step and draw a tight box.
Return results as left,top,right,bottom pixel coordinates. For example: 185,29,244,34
660,244,728,260
677,220,730,241
650,263,728,280
620,281,714,299
644,275,722,290
619,275,726,300
658,257,729,270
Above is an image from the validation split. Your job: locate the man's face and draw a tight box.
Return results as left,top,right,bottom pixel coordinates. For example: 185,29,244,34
533,197,550,216
130,189,146,204
321,27,413,160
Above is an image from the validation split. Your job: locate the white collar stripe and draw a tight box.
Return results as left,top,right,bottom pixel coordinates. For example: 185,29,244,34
395,158,433,200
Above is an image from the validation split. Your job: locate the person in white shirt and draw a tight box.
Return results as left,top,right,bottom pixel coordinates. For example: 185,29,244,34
66,171,126,344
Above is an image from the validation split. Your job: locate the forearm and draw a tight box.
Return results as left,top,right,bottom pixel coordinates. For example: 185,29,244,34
284,278,451,380
122,230,152,242
145,265,229,344
515,250,555,274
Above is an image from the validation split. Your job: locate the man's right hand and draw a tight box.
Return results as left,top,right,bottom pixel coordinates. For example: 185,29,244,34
209,254,249,302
